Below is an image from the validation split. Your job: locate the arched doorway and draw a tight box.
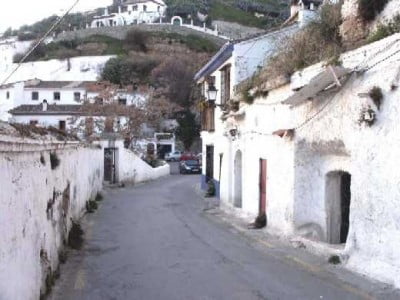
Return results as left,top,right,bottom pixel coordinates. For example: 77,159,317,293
325,171,351,244
171,16,183,26
234,150,242,208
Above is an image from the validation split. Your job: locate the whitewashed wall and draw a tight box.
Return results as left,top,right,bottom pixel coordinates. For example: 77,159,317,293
22,88,86,105
0,135,103,300
252,33,400,287
0,56,113,84
97,140,170,185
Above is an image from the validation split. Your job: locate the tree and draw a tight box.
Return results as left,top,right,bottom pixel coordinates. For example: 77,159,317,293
151,57,196,108
175,110,200,150
101,56,159,85
69,81,179,145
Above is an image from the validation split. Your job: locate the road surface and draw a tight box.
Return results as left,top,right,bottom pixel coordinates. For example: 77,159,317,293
49,164,399,300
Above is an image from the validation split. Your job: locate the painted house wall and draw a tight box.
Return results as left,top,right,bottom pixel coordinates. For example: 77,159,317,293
11,115,75,129
22,88,86,105
0,136,103,300
91,1,166,27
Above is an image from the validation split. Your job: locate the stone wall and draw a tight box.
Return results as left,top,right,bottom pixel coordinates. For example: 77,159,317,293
56,24,227,46
0,126,103,300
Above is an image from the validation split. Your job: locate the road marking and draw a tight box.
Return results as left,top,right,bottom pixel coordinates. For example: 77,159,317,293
285,255,321,273
74,269,86,290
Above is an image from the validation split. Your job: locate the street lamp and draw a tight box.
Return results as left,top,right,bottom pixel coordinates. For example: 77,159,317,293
207,85,218,102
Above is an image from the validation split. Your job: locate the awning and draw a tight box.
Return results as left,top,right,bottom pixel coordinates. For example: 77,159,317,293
282,66,352,106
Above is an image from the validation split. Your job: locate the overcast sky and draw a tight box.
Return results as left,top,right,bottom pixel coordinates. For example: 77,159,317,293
0,0,112,33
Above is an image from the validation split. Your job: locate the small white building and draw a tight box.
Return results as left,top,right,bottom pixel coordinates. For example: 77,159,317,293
91,0,167,27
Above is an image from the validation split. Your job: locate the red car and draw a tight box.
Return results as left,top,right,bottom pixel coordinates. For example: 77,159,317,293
180,152,197,161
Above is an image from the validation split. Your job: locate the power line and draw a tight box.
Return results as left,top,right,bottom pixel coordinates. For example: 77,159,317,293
1,0,81,86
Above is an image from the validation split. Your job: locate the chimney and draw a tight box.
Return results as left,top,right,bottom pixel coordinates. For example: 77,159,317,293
42,100,48,112
118,6,122,14
104,7,109,16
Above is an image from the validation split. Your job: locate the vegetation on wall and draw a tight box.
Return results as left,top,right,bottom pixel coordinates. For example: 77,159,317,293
369,86,384,110
255,2,343,83
367,15,400,43
358,0,389,22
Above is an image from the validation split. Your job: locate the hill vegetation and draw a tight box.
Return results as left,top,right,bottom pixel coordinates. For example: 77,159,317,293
3,0,289,40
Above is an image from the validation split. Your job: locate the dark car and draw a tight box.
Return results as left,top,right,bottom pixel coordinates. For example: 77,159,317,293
179,159,202,174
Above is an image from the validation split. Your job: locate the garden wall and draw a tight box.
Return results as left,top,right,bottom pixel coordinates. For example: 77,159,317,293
0,128,103,300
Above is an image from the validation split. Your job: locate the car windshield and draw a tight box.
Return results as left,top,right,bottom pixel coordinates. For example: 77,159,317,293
185,160,199,166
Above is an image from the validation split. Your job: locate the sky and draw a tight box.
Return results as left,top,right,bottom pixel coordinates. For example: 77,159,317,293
0,0,112,33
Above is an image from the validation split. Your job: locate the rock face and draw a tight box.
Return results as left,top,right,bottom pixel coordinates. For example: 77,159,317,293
339,0,368,48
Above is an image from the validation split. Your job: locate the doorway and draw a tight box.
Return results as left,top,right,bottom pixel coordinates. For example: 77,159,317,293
326,171,351,244
206,145,214,182
104,148,117,183
234,150,242,208
259,159,267,215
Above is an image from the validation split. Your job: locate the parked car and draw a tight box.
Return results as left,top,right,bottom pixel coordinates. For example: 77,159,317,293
179,159,202,174
165,151,182,161
180,152,197,161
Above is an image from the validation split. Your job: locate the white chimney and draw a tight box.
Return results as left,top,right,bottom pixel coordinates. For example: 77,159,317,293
118,6,122,14
42,100,48,112
104,7,109,16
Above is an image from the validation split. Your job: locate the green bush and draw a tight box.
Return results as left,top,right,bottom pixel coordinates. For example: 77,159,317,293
101,56,159,85
368,15,400,43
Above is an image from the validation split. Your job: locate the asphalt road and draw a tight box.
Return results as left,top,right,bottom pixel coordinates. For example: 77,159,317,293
49,164,397,300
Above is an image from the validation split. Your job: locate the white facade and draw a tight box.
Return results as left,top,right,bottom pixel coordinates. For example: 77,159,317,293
201,29,400,288
91,0,167,27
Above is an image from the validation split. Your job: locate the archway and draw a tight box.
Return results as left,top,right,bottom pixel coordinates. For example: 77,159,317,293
233,150,242,208
325,171,351,244
171,16,183,26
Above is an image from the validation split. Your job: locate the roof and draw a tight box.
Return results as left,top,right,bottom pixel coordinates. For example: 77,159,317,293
282,66,352,106
9,104,82,115
194,43,234,82
194,23,299,82
24,80,91,89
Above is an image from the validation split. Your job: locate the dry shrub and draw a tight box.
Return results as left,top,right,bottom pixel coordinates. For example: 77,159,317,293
125,29,149,52
259,2,343,81
358,0,389,22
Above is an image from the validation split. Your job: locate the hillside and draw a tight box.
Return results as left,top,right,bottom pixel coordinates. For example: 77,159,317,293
4,0,289,41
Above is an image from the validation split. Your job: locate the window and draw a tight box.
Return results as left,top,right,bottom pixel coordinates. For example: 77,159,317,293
157,6,161,12
6,91,10,99
118,98,127,105
54,92,61,101
59,120,66,131
32,91,39,101
74,92,81,102
132,5,138,11
220,65,231,105
143,5,147,11
30,120,38,126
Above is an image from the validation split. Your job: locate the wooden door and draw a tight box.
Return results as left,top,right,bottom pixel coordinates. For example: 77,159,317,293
259,159,267,215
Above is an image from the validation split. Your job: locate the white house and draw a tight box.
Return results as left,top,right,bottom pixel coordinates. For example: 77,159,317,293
91,0,167,27
194,4,315,196
3,79,140,128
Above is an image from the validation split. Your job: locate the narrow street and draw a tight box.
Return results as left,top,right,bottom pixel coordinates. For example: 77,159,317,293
49,164,398,300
